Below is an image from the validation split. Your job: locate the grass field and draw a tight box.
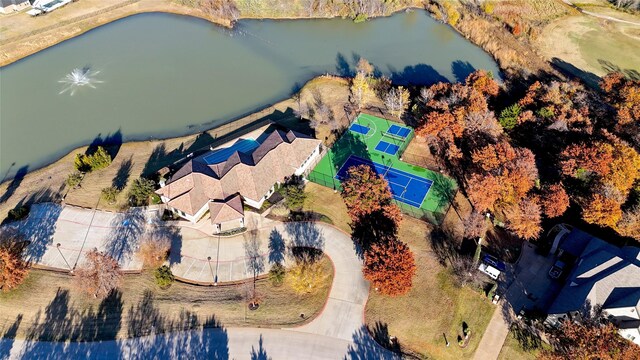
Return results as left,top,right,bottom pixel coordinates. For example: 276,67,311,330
308,113,457,223
498,327,551,360
365,217,495,359
0,257,332,341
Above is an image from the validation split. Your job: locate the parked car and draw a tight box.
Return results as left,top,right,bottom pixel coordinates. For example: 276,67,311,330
482,254,506,272
478,263,500,280
549,260,566,279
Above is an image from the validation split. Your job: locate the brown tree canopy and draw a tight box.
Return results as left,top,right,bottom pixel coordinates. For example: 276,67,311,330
539,322,640,360
582,193,623,229
466,141,539,213
363,239,416,296
341,165,401,223
75,249,122,298
540,183,570,218
138,232,171,269
0,230,29,292
504,196,542,240
517,80,593,132
415,70,500,160
618,206,640,241
601,72,640,127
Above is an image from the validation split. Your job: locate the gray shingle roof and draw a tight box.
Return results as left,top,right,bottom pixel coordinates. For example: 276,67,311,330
548,232,640,316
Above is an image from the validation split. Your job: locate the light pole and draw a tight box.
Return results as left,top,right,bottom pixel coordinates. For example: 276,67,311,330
207,256,215,286
56,243,73,273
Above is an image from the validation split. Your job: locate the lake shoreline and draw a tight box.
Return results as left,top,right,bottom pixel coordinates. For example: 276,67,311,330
0,0,420,67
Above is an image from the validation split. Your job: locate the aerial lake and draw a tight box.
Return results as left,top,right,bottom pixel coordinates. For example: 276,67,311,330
0,11,500,179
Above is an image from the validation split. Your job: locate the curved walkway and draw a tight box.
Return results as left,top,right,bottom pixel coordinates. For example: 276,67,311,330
1,205,397,359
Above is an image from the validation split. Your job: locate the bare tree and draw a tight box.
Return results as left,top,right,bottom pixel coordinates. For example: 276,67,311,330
464,210,488,239
138,230,171,269
75,249,122,298
244,233,264,307
384,86,410,119
199,0,240,21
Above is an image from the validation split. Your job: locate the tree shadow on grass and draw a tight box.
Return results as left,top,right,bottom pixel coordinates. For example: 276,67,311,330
112,156,133,191
0,166,28,204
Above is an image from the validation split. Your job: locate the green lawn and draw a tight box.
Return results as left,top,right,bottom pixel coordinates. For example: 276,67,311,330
498,326,551,360
308,113,457,224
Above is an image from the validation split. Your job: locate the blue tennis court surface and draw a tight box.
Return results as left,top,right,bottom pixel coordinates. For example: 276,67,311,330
387,124,411,139
203,139,260,164
350,123,370,135
375,140,400,155
336,156,432,208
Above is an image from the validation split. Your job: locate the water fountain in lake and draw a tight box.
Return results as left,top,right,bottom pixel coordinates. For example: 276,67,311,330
58,67,103,95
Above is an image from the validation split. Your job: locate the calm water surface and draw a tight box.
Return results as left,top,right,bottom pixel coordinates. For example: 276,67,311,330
0,11,500,178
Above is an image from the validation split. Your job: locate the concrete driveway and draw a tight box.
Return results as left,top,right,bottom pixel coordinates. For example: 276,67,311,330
473,243,561,360
1,205,395,359
4,203,162,271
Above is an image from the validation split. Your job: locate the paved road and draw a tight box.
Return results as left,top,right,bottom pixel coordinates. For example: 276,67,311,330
1,206,395,359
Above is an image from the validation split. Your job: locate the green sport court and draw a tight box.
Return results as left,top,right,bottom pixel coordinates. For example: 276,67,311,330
308,113,457,223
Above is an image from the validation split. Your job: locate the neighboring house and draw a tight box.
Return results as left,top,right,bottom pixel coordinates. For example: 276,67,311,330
209,194,244,234
157,124,321,224
0,0,30,14
546,228,640,345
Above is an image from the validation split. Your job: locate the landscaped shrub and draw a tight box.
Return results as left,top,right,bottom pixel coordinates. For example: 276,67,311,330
128,178,156,206
286,252,326,294
499,104,522,130
74,146,112,172
101,186,119,204
7,206,29,222
268,263,286,286
154,265,174,288
65,172,83,188
277,175,306,211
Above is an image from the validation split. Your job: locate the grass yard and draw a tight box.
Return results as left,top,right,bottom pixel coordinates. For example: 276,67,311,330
0,257,332,341
303,182,351,233
308,113,457,224
365,217,495,360
537,11,640,85
498,327,551,360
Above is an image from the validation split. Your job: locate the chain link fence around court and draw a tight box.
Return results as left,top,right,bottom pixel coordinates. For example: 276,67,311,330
307,164,445,225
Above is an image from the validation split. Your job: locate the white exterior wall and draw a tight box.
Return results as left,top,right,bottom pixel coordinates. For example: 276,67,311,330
619,328,640,345
168,202,209,223
1,1,30,13
604,307,640,321
295,144,321,176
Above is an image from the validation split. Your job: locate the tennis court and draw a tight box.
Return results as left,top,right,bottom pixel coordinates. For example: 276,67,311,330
350,123,370,135
387,124,411,139
336,156,432,208
375,140,400,155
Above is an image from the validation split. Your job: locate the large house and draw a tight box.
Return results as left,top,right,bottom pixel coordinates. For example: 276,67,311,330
0,0,30,14
156,124,321,230
546,228,640,345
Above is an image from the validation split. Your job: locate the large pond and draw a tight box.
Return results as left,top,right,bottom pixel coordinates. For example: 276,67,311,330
0,11,500,179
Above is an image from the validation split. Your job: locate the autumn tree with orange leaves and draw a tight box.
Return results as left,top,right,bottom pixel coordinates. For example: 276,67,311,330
0,230,29,292
341,165,401,224
75,249,122,298
539,321,640,360
540,183,570,218
416,70,500,161
363,239,416,296
600,72,640,129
